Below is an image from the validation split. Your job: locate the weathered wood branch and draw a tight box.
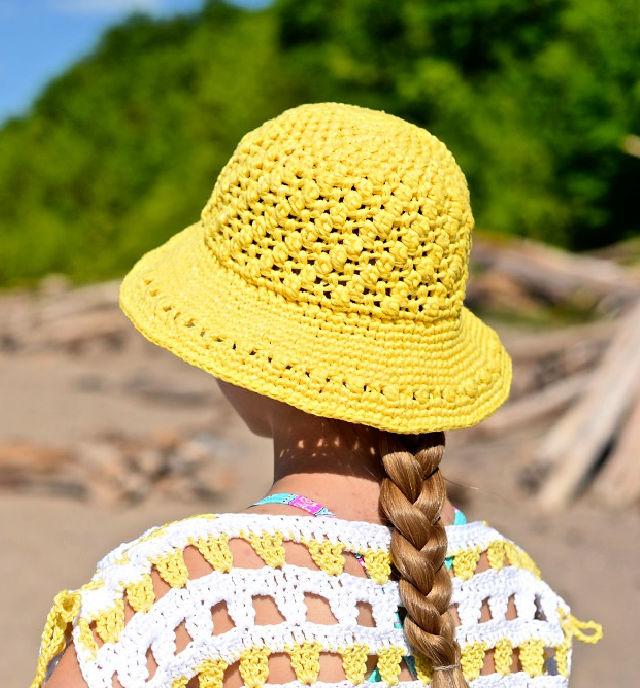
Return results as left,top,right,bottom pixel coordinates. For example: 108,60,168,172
472,238,640,309
594,393,640,508
499,320,612,361
535,299,640,511
480,371,589,435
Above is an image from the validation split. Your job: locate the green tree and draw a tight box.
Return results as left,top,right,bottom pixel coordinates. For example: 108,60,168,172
0,1,290,285
275,0,640,248
1,0,639,287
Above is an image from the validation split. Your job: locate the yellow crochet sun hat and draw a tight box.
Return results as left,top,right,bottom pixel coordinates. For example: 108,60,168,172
120,103,511,433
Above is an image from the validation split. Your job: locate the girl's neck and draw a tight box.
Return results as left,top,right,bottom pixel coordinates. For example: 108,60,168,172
259,406,454,525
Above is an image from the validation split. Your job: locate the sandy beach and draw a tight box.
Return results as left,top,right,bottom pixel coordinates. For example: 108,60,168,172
1,310,637,686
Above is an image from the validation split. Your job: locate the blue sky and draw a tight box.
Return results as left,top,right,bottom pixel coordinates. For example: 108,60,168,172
0,0,268,123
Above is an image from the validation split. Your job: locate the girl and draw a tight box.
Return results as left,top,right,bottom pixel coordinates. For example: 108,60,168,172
33,103,601,688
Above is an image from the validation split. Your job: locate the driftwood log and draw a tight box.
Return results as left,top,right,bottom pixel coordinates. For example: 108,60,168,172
0,429,237,505
534,299,640,511
594,395,640,508
480,371,590,436
471,238,640,311
499,320,612,362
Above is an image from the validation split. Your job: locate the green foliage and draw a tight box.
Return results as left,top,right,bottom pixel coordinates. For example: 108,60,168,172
0,0,639,285
276,0,640,248
0,1,289,285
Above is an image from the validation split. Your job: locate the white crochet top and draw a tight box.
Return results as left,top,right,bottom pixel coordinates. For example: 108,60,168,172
32,513,601,688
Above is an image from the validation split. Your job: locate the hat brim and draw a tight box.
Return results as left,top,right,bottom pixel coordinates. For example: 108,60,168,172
119,222,511,434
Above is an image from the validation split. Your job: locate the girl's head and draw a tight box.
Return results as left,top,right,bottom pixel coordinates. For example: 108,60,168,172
120,102,511,687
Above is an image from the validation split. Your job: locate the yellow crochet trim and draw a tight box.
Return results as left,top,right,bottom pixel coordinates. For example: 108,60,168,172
519,639,545,676
451,540,542,579
77,618,98,657
163,659,230,688
198,658,228,688
187,513,218,522
126,573,155,613
286,641,322,684
339,644,369,684
494,638,513,675
555,642,570,678
245,530,286,568
239,646,270,688
95,597,125,644
452,546,481,580
377,646,404,685
486,540,507,570
554,608,603,677
461,641,486,681
504,542,541,578
363,548,391,584
119,102,512,435
139,523,170,544
80,578,104,591
561,611,604,644
30,590,80,688
305,539,345,576
114,552,130,565
414,653,434,684
152,549,189,588
192,534,233,572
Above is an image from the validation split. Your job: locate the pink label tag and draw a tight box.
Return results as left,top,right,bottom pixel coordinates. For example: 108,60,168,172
290,494,324,515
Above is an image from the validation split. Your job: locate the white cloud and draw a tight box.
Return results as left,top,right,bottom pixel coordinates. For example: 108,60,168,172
51,0,165,13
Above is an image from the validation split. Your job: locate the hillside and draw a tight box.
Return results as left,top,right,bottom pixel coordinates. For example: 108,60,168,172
0,2,290,285
1,0,639,286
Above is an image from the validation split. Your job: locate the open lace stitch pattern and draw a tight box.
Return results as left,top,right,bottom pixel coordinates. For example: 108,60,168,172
118,103,512,435
32,513,601,688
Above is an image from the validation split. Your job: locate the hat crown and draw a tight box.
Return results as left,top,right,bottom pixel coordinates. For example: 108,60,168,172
201,102,473,321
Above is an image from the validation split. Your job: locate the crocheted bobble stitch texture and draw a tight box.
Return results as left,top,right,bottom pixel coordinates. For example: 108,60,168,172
119,102,512,433
202,103,472,322
31,514,602,688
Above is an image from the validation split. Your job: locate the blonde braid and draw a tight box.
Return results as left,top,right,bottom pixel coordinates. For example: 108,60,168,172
378,432,468,688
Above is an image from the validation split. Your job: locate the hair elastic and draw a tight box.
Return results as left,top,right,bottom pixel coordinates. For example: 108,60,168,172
433,663,461,671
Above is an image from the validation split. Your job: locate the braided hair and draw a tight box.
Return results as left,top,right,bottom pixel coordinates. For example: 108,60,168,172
378,432,468,688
